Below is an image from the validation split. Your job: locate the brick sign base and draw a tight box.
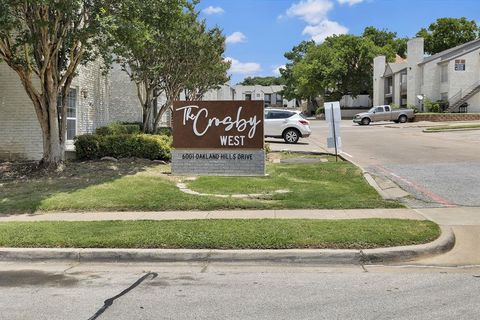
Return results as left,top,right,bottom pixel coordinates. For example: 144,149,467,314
172,150,266,176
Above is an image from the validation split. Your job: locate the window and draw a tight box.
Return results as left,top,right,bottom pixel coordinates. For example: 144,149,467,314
455,59,466,71
385,77,393,94
384,106,391,112
441,65,448,83
58,88,77,141
269,111,294,119
375,107,384,113
245,93,252,101
276,93,283,104
420,66,424,85
264,94,272,103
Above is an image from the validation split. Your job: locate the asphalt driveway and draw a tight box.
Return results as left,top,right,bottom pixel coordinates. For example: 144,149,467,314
268,120,480,208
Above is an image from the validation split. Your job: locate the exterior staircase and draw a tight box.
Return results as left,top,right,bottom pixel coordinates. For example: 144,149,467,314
446,80,480,112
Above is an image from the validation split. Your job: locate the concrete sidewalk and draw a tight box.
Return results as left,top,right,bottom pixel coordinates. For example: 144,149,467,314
0,208,425,222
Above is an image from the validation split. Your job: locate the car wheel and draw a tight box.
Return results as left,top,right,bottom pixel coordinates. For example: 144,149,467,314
283,128,300,144
361,118,371,125
398,115,407,123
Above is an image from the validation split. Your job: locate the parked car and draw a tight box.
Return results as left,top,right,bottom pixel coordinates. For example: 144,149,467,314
264,108,311,143
353,105,415,125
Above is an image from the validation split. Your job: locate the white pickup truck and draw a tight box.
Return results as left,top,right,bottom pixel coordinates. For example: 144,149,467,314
353,105,415,125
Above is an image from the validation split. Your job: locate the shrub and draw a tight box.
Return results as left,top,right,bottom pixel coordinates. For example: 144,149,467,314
407,104,419,113
265,143,271,154
437,100,449,111
95,122,141,136
424,99,442,113
156,127,172,136
390,103,400,109
74,134,102,160
74,134,172,161
315,107,325,115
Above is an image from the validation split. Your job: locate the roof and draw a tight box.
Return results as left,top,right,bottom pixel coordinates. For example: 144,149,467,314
419,38,480,65
383,62,407,77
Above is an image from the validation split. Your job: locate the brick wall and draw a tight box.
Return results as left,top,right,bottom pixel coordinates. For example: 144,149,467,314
414,113,480,122
0,60,111,160
0,63,44,160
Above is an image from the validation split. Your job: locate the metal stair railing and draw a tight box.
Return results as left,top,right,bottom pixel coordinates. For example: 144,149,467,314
447,80,480,112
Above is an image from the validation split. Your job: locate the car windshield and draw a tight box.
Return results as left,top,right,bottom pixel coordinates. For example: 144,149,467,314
368,107,377,113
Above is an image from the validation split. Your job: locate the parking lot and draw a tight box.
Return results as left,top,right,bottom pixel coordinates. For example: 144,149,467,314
267,120,480,208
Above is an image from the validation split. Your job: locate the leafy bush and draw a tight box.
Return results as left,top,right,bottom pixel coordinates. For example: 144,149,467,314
437,100,449,111
95,122,141,136
315,107,325,115
156,127,172,136
390,103,400,109
74,134,102,160
407,104,419,113
424,99,442,113
74,134,172,161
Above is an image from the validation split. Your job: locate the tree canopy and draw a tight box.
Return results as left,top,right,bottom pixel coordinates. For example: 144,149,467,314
281,34,394,103
362,26,408,58
104,0,229,132
416,17,480,55
0,0,110,167
238,76,285,86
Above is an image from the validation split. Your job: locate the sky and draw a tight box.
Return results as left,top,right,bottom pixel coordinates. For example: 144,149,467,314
197,0,480,84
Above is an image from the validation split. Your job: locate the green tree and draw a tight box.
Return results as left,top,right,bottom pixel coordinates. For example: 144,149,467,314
416,17,480,55
280,40,315,101
104,0,229,132
0,0,110,168
183,27,230,101
239,76,285,86
288,35,394,103
362,26,408,58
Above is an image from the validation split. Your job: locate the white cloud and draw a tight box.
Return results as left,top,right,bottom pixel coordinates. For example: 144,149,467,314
225,57,261,74
273,65,286,76
226,32,247,44
286,0,333,25
303,20,348,43
285,0,351,43
337,0,364,6
202,6,224,15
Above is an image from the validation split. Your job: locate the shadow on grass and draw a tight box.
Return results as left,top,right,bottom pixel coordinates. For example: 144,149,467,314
0,159,162,215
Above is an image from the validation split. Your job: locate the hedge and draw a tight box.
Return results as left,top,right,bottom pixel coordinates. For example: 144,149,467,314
74,133,172,161
95,122,141,136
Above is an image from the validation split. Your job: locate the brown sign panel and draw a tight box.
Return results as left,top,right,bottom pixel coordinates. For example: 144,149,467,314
173,101,264,149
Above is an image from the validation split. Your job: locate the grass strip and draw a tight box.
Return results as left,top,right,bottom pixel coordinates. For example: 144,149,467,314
0,219,440,249
425,124,480,132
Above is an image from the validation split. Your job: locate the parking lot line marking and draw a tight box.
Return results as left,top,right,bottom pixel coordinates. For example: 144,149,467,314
375,165,457,208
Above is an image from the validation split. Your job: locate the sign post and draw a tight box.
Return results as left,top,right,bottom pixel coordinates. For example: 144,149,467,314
324,101,341,162
171,101,265,176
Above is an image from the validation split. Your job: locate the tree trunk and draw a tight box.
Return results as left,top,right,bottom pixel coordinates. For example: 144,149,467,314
16,73,65,169
38,89,65,169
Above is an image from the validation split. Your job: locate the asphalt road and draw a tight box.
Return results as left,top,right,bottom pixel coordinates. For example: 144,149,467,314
269,120,480,208
0,262,479,320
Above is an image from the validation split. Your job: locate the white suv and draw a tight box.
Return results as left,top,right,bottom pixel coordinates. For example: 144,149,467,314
264,109,311,144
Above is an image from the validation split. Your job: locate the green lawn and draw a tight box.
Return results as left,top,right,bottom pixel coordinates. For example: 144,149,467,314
0,219,439,249
0,155,401,214
425,123,480,132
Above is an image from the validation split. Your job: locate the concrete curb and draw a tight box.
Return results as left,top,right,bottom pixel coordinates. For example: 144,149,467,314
362,225,455,264
0,226,455,264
